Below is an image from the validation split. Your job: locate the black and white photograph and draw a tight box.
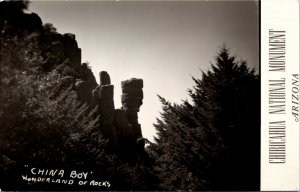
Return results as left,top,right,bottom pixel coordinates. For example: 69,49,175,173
0,0,297,191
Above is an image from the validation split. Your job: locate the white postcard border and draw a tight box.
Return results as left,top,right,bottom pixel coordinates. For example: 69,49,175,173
261,0,300,190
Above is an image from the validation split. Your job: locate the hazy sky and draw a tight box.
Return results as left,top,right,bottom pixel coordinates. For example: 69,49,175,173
29,0,259,141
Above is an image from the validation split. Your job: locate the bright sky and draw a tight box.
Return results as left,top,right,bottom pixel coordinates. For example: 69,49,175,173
29,0,259,142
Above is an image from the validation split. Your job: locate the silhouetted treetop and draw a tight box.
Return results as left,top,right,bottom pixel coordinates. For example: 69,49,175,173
150,47,260,191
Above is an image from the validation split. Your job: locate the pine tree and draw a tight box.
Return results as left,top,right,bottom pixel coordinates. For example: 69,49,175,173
151,47,260,191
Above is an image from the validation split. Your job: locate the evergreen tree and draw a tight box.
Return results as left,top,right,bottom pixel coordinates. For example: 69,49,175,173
151,47,260,191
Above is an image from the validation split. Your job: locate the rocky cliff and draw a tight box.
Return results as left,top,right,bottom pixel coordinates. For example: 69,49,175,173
92,72,146,160
1,2,146,161
39,21,146,161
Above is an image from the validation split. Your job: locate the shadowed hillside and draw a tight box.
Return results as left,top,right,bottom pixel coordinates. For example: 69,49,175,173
0,1,154,190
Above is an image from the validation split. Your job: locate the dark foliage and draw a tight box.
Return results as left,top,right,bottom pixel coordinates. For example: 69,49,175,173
0,32,112,191
0,2,111,190
0,1,155,190
150,47,260,191
1,1,260,191
0,0,42,37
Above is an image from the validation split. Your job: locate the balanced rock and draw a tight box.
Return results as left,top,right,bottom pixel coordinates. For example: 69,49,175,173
121,78,144,126
121,78,143,91
99,71,111,86
121,78,143,116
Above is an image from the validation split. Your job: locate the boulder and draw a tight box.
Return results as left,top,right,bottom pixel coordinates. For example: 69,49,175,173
121,78,143,91
121,78,143,114
99,71,111,86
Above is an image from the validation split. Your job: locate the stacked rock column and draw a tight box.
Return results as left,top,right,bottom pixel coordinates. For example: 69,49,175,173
121,78,144,156
94,71,118,151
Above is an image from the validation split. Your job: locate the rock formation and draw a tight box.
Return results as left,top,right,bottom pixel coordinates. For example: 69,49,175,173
40,31,147,160
120,79,143,144
38,32,98,107
90,72,146,160
40,24,146,159
96,72,116,150
0,2,146,161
